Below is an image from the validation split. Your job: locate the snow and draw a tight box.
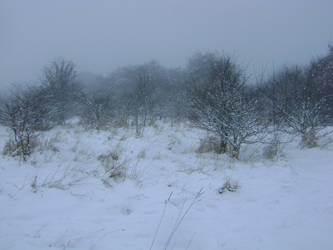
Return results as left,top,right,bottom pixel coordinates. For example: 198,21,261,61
0,121,333,250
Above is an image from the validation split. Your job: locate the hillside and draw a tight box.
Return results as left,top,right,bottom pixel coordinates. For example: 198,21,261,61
0,121,333,250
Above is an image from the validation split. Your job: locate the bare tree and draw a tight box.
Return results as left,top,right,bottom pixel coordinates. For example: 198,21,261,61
0,86,53,160
156,67,188,122
42,59,80,124
78,90,114,130
187,52,263,159
262,65,330,148
307,46,333,123
113,61,165,135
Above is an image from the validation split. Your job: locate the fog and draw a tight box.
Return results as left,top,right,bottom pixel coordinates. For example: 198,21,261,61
1,0,332,88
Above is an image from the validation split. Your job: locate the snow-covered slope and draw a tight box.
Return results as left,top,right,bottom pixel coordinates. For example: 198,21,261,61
0,122,332,250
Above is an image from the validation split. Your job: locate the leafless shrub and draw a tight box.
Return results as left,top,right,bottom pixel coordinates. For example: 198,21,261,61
0,84,56,160
98,151,126,182
218,178,240,194
30,171,85,193
300,130,318,149
261,62,332,149
41,59,81,124
2,136,38,159
187,52,264,159
78,91,114,130
262,131,283,160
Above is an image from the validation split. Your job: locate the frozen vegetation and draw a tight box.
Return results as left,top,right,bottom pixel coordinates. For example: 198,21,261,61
0,120,333,250
0,47,332,250
2,2,333,249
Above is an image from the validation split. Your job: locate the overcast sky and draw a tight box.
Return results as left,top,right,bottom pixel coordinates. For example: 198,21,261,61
1,0,333,88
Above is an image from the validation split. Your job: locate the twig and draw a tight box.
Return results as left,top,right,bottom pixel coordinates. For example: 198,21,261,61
164,188,204,250
150,192,173,250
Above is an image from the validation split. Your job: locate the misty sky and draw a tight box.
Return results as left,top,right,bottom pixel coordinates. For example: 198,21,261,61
1,0,333,88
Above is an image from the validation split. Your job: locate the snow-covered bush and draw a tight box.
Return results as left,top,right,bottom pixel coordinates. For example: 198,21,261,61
98,151,126,182
0,85,57,160
260,58,333,149
218,178,240,194
2,137,37,158
262,131,283,160
187,52,263,159
78,91,115,130
41,59,82,125
30,171,85,193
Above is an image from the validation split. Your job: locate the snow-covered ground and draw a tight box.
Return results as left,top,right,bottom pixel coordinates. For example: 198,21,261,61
0,121,333,250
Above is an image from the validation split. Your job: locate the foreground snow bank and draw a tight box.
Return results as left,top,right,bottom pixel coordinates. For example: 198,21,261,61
0,122,332,250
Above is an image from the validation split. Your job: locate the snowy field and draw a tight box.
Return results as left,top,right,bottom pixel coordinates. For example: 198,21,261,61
0,121,333,250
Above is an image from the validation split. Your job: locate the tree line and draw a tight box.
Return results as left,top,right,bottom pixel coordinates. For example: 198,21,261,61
1,47,332,160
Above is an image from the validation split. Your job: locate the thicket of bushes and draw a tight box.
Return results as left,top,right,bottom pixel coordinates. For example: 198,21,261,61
1,47,332,160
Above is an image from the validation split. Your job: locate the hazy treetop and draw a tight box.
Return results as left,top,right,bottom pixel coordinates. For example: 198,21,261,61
1,0,332,89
